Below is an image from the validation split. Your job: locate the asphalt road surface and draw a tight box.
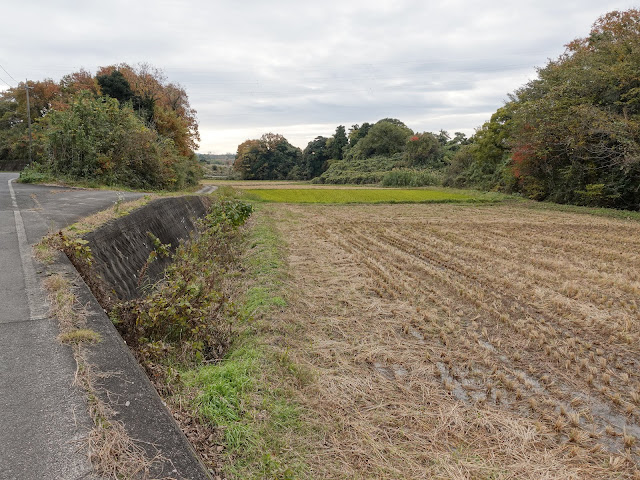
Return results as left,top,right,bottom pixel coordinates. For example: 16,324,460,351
0,172,142,480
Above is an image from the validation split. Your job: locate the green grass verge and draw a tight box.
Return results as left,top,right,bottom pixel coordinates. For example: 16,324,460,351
182,205,311,479
522,199,640,222
244,187,504,204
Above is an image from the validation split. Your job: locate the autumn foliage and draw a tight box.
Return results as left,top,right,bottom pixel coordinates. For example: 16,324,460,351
1,63,201,190
233,133,302,180
446,8,640,210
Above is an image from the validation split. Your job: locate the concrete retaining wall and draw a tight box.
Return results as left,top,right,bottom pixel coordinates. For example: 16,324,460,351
84,195,211,303
0,159,27,171
72,194,214,478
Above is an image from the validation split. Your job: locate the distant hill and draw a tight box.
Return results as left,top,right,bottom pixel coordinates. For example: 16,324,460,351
197,153,234,178
197,153,235,165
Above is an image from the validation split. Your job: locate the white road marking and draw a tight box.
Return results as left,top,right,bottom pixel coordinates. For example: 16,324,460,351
8,178,48,321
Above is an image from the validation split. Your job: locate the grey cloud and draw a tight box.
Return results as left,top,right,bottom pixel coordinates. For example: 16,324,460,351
0,0,633,152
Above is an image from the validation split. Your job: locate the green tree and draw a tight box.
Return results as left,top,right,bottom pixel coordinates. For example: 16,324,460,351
405,132,443,167
233,139,265,180
0,88,27,163
348,119,413,160
96,70,135,104
302,136,330,179
233,133,303,180
347,123,372,149
0,79,60,165
329,125,348,160
444,106,514,189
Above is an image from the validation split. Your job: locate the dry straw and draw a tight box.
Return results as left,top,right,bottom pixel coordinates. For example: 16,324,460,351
262,202,640,479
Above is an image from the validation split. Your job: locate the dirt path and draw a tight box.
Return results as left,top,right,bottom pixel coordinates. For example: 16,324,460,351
267,202,640,479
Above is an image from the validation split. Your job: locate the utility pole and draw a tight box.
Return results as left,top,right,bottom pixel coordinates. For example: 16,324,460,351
24,79,33,164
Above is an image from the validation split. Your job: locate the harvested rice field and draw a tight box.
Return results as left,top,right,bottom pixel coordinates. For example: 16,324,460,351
263,201,640,479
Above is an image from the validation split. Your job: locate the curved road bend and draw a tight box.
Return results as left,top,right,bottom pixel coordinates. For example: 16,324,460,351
0,172,142,480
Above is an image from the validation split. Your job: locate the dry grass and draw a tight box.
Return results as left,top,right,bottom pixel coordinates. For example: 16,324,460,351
64,194,158,236
42,272,154,478
59,328,102,344
262,202,640,479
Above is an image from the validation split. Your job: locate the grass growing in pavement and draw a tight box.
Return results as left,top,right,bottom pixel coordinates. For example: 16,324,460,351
243,187,505,204
58,328,102,344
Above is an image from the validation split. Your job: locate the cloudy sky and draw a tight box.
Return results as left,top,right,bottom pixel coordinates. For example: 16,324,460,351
0,1,633,153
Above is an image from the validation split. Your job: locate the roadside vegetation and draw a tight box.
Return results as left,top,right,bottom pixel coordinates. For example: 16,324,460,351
83,191,313,478
176,207,315,478
1,63,202,190
35,196,160,479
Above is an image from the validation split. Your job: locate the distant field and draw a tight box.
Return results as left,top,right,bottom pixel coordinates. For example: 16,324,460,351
243,188,497,204
201,179,310,188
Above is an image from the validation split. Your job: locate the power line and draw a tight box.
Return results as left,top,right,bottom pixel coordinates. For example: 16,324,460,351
0,62,18,86
0,75,12,89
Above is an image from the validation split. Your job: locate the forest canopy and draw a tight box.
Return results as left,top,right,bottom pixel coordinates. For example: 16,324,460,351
1,63,201,190
445,8,640,210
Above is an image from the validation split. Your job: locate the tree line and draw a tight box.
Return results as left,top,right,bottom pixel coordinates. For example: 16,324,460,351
0,63,201,190
446,9,640,210
233,120,469,186
234,8,640,210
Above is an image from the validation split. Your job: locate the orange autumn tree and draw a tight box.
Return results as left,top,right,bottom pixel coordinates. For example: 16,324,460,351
96,63,199,157
0,64,202,189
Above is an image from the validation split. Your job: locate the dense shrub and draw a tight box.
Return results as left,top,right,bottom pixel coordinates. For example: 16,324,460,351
23,92,202,190
313,155,400,184
381,169,442,187
113,197,253,363
2,64,201,191
35,92,197,189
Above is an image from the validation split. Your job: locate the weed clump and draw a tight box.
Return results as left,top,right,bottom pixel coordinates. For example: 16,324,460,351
113,198,253,364
58,328,102,344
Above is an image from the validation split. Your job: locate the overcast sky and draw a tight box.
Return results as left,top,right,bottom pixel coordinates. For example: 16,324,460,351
0,1,633,153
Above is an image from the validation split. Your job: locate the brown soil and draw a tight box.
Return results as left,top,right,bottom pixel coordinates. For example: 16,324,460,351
266,202,640,479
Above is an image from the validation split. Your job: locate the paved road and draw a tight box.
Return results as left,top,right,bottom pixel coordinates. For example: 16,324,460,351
0,172,142,480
